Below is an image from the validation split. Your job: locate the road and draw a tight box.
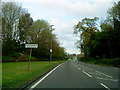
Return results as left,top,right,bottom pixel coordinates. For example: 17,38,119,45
29,57,119,89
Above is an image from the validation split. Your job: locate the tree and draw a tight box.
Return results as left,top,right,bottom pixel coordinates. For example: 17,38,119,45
18,13,33,44
100,1,120,58
90,1,120,59
108,1,120,22
26,19,66,60
73,1,120,65
2,2,27,55
2,2,66,61
74,17,99,58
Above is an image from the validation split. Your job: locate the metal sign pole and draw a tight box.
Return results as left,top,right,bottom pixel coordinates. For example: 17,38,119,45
28,48,32,70
25,44,38,70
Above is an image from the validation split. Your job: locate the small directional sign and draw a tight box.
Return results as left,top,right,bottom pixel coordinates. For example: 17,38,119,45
25,44,38,70
50,49,52,52
25,44,38,48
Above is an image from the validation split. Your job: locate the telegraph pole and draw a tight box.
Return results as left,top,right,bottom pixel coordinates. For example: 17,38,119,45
50,25,54,63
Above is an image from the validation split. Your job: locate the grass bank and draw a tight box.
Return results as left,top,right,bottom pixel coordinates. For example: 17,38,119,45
2,52,38,62
2,60,67,88
78,58,120,67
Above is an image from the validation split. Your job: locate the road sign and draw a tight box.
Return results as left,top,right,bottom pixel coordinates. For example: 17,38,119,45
25,44,38,70
25,44,38,48
50,49,52,52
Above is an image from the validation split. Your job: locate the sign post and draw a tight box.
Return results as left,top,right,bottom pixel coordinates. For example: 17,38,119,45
25,44,38,70
50,49,52,63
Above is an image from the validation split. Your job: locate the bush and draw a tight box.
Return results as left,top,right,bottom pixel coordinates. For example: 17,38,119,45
2,52,38,62
99,58,120,67
113,58,120,67
99,59,114,65
2,52,21,62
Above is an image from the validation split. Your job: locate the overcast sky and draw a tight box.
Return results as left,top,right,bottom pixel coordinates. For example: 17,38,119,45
4,0,117,54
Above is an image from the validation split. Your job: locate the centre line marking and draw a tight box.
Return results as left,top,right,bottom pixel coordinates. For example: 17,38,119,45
77,67,81,70
29,63,63,90
97,77,118,81
82,71,92,77
96,71,112,78
100,83,111,90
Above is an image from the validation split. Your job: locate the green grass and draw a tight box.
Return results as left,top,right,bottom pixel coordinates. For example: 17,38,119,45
78,58,119,67
82,60,113,67
2,60,67,88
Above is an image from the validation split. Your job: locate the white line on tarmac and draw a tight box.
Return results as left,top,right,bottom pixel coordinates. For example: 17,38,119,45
82,71,92,77
77,67,81,70
97,77,118,81
96,71,113,78
29,63,63,90
72,64,92,78
100,83,111,90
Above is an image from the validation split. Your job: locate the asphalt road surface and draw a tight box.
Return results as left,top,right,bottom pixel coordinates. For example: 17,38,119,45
30,57,119,89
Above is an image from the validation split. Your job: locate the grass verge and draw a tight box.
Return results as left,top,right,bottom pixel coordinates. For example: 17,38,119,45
78,58,120,67
2,60,67,88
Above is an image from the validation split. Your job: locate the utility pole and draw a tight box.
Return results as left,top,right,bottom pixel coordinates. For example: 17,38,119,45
50,25,54,63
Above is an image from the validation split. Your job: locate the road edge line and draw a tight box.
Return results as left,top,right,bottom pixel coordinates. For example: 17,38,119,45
29,63,63,89
100,83,111,90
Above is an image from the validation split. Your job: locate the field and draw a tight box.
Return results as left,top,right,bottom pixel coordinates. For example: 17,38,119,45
2,61,66,88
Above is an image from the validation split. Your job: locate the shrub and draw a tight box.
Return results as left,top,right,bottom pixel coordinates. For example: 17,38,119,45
113,58,120,67
100,59,114,65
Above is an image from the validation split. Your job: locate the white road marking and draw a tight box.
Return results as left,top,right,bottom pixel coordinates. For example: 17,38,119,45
82,71,92,77
96,71,112,78
72,63,93,78
97,77,118,81
102,73,113,78
100,83,111,90
72,63,92,78
72,62,114,81
72,64,77,68
77,67,81,70
29,63,63,90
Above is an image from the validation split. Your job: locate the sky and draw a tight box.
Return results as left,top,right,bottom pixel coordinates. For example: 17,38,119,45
3,0,118,54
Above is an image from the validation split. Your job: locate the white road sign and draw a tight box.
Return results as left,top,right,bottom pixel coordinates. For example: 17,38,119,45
50,49,52,52
25,44,38,48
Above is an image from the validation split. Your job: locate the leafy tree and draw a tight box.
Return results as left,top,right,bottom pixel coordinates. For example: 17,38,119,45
108,1,120,22
27,20,66,60
18,13,33,44
100,1,120,58
2,2,66,61
2,2,26,55
74,1,120,60
74,17,99,58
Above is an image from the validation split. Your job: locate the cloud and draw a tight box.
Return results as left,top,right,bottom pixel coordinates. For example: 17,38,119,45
23,0,113,18
4,0,114,18
49,18,81,54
